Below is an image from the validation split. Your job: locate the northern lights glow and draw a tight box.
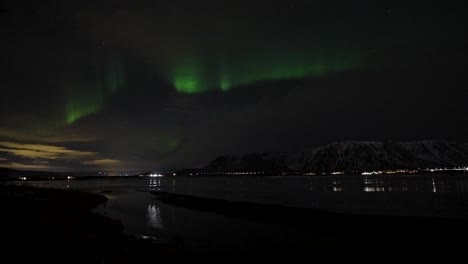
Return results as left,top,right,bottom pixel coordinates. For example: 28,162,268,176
62,51,361,124
170,53,362,94
65,59,125,124
66,93,102,125
171,58,209,94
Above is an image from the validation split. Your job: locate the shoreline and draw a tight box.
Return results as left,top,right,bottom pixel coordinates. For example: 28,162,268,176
0,185,182,263
152,190,468,249
2,181,467,262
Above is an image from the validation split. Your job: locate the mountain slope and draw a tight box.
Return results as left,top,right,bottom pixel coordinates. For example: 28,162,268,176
201,141,468,174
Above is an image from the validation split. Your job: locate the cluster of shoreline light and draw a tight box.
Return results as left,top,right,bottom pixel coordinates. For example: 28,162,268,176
360,170,412,176
149,173,164,177
196,172,266,175
200,166,468,176
16,176,73,181
360,168,466,176
181,167,468,176
420,167,468,172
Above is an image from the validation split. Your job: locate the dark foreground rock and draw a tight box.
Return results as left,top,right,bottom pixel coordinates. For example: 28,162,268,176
0,185,182,264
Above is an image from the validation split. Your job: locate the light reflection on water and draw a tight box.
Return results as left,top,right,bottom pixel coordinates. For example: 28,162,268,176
14,174,468,199
149,179,161,191
140,174,468,218
147,204,163,229
362,177,408,192
14,173,468,261
11,173,468,218
10,172,468,260
13,174,468,198
358,176,468,193
300,174,468,194
332,180,343,192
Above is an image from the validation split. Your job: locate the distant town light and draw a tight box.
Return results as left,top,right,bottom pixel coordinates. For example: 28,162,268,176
331,172,344,175
361,171,382,175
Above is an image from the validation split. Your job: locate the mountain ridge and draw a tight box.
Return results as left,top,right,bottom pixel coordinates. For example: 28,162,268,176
198,140,468,174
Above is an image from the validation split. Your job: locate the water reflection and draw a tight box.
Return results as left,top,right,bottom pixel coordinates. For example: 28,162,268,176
147,178,177,192
147,204,163,229
17,173,468,196
365,176,407,192
362,177,408,192
332,180,343,192
149,179,161,191
143,174,468,195
360,175,468,193
15,174,468,221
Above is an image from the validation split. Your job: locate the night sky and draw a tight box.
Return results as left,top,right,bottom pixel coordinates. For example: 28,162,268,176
0,1,467,173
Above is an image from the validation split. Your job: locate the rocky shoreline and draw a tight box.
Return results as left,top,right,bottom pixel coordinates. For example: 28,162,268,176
0,185,182,263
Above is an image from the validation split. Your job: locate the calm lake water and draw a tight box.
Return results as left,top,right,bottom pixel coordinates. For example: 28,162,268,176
13,174,468,260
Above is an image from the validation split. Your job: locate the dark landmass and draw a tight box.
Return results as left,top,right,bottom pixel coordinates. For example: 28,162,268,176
0,167,68,180
0,168,148,181
179,140,468,175
152,191,468,252
0,185,182,264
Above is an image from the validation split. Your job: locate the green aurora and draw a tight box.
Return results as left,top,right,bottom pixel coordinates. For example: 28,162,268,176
66,87,103,125
64,51,362,124
65,59,125,124
66,101,102,125
171,52,362,94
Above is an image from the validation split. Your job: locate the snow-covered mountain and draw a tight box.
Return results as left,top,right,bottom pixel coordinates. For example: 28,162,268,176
201,141,468,174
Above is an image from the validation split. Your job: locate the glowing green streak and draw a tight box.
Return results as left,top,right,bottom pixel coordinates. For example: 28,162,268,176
64,58,124,125
66,103,101,124
219,64,231,92
171,60,210,94
170,52,362,94
65,84,103,125
220,78,231,92
174,78,200,94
